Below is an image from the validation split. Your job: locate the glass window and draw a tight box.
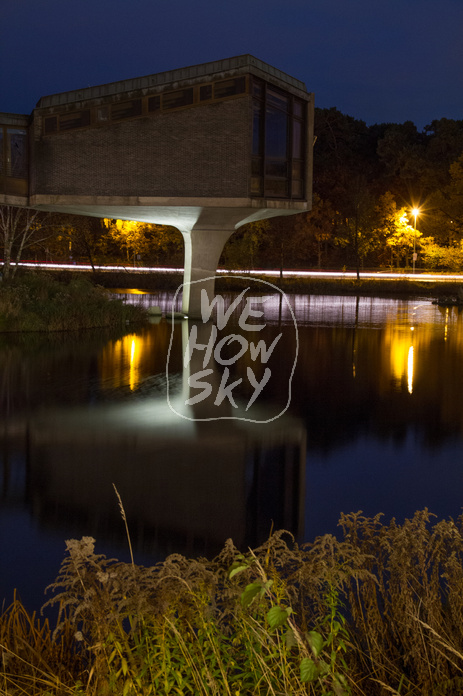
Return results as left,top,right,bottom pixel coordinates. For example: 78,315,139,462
111,99,142,120
251,176,263,196
148,95,161,112
59,111,91,131
162,89,194,110
44,117,58,134
293,100,303,118
200,85,213,101
8,129,28,178
214,77,246,100
292,119,303,159
252,103,262,156
265,107,287,159
267,88,289,112
97,106,110,122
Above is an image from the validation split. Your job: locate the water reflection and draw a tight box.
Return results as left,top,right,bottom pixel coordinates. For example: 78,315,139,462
2,293,463,610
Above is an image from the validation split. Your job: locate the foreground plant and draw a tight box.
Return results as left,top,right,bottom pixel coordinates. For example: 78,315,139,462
2,510,463,695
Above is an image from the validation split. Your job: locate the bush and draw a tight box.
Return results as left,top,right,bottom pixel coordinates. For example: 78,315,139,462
0,273,148,332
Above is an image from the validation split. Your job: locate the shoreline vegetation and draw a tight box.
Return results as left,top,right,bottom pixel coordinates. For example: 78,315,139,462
2,268,463,332
1,509,463,695
22,266,463,299
0,273,148,332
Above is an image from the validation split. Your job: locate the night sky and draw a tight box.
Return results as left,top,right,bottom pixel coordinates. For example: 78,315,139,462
2,0,463,131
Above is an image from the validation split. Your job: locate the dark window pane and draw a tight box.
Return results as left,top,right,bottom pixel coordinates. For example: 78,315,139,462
292,179,304,198
251,176,263,195
293,100,303,118
111,99,142,120
252,102,262,156
200,85,212,101
8,129,28,177
252,157,263,176
214,77,246,99
292,160,302,178
292,119,303,158
265,160,288,177
265,107,288,158
265,179,289,197
252,78,264,99
97,106,110,122
267,88,289,112
59,111,91,131
163,88,194,110
44,117,58,134
148,95,161,112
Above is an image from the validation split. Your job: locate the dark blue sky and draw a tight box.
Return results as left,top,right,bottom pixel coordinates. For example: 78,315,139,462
2,0,462,130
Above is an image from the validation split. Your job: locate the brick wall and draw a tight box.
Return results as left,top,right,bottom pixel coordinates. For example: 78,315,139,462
31,97,252,198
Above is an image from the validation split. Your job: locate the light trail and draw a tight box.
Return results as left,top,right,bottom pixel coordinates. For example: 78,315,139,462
15,261,463,283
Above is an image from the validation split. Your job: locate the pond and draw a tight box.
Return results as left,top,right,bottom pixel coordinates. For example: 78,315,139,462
1,290,463,611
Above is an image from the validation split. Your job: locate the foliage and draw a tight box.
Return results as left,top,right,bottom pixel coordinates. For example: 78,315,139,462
0,273,148,331
102,219,183,266
2,511,463,694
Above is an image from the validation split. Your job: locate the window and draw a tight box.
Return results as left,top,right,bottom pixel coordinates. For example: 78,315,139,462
44,116,58,134
59,110,91,131
0,126,28,193
214,77,246,100
251,78,306,200
162,88,194,110
111,99,142,121
200,84,213,101
148,95,161,112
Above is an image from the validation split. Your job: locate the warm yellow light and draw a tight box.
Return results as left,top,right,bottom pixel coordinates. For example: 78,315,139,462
412,207,420,218
407,345,414,394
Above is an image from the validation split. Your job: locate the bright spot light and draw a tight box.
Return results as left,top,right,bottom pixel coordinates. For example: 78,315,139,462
412,207,420,217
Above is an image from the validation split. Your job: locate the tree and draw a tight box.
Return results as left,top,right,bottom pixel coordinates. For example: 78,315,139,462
0,205,53,280
373,193,422,268
103,219,183,266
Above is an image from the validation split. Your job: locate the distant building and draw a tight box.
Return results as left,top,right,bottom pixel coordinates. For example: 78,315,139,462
0,55,314,314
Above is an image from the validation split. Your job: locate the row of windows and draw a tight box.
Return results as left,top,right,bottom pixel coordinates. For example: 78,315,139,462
43,76,247,135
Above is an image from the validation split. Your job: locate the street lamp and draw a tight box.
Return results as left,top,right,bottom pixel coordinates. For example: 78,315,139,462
412,207,420,273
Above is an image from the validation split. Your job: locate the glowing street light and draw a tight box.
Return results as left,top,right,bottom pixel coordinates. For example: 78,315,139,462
412,207,420,274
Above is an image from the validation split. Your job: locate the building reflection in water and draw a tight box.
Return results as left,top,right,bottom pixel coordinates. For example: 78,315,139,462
26,319,306,559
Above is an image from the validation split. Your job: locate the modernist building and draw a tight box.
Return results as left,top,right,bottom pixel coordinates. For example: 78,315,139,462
0,55,314,314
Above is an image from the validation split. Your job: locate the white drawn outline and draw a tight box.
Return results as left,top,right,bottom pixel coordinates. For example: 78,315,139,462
166,275,299,423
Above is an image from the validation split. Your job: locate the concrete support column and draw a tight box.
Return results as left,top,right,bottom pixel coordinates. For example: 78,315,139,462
181,227,235,317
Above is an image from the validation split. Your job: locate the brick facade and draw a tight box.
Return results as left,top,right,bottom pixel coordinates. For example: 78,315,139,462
31,97,252,199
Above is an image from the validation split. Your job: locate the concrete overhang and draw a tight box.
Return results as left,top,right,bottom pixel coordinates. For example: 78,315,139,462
27,195,309,232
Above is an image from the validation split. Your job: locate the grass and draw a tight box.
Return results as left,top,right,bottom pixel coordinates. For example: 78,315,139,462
2,509,463,695
0,273,148,332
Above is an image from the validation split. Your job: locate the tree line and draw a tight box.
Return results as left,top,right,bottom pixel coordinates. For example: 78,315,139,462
1,107,463,278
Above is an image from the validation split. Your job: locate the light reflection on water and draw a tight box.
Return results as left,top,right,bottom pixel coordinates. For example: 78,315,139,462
1,292,463,611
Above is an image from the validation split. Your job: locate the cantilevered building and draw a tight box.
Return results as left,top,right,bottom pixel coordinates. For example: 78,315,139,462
0,55,314,314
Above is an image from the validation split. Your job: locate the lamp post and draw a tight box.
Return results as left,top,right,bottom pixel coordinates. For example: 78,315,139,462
412,208,419,274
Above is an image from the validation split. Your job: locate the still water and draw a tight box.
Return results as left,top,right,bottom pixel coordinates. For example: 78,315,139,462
1,291,463,611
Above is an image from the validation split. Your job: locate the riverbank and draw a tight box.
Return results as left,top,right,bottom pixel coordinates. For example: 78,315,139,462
44,267,463,300
0,274,148,332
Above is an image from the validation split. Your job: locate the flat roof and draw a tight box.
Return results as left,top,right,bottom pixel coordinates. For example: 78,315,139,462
36,55,308,109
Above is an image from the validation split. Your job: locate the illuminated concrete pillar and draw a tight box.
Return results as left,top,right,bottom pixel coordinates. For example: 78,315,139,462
181,226,235,318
